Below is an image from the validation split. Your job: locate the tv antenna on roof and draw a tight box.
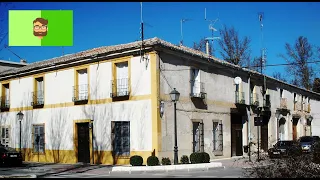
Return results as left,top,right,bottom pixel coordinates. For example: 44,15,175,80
180,18,192,46
204,8,220,56
258,12,267,73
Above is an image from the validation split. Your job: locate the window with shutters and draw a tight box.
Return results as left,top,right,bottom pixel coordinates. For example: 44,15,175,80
213,120,223,153
0,127,10,147
192,120,204,153
33,124,45,153
111,121,130,156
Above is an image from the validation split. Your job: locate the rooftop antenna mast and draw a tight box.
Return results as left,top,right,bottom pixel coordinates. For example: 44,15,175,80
204,8,220,56
258,12,266,74
180,18,192,46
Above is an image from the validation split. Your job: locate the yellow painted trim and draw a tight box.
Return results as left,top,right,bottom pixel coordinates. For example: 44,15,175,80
1,82,10,109
21,149,152,165
150,51,161,156
6,95,152,113
33,75,44,106
111,56,131,97
73,119,93,164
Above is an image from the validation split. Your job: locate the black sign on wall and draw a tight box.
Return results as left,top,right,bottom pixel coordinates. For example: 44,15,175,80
254,117,263,126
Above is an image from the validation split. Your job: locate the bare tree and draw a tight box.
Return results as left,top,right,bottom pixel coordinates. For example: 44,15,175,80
313,78,320,93
192,37,212,56
279,36,315,90
272,72,287,83
218,24,251,67
248,56,263,72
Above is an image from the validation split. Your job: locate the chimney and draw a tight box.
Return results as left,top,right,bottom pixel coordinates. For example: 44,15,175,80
206,40,210,55
20,59,27,64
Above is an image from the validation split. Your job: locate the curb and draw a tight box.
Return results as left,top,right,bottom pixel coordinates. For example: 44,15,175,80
111,162,222,173
0,174,37,178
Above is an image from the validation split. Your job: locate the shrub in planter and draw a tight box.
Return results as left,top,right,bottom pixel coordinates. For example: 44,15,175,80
130,155,143,166
201,152,210,163
180,155,189,164
190,152,203,164
147,155,159,166
161,157,171,165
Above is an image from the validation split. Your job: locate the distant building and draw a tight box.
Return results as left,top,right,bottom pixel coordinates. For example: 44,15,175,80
0,37,319,165
0,59,27,73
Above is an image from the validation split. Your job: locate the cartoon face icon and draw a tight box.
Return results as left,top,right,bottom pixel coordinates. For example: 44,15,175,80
33,18,48,39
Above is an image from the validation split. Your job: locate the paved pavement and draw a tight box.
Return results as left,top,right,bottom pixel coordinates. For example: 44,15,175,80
0,156,255,178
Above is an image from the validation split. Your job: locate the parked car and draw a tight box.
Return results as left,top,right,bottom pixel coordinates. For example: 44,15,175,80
0,144,22,166
298,136,320,153
268,140,302,158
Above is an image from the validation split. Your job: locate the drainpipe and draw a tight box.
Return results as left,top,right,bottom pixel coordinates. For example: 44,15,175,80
247,74,251,162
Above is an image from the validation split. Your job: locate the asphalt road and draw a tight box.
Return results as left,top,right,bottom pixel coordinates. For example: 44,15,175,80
44,167,245,178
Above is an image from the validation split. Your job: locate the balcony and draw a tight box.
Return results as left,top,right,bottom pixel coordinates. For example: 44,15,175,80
72,84,89,104
235,91,245,104
190,80,206,99
110,78,130,98
280,98,288,109
250,93,259,106
0,96,10,111
31,91,44,108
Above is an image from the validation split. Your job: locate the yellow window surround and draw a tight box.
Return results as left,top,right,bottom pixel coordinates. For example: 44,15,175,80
112,59,131,98
33,76,44,106
74,66,89,102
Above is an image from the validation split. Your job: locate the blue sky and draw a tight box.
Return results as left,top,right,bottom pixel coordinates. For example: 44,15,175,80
0,2,319,78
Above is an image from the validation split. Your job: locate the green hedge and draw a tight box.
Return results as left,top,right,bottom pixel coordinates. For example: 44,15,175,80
190,152,210,164
180,155,189,164
161,157,171,165
147,156,159,166
130,155,143,166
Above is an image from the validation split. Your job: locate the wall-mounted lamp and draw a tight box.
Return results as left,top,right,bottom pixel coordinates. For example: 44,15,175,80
160,101,164,118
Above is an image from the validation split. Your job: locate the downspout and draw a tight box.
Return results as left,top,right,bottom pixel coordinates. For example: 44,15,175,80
247,73,251,161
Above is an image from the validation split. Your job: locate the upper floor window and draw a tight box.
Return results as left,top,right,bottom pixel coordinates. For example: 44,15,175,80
32,77,44,107
73,68,88,103
1,83,10,110
111,62,129,97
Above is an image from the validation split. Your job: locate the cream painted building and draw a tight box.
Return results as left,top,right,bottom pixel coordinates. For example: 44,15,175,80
0,37,319,165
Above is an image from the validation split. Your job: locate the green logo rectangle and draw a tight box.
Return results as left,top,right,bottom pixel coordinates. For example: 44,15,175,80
8,10,73,47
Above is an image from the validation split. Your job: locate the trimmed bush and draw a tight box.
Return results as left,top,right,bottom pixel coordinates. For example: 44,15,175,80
180,155,189,164
161,157,171,165
201,152,210,163
190,152,202,164
130,155,143,166
147,155,159,166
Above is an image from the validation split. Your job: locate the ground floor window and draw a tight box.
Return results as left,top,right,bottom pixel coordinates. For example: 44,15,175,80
192,120,204,153
0,127,10,147
33,124,45,153
111,121,130,156
213,120,223,152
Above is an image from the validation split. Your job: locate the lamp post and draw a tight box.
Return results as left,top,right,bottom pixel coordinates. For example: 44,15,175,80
169,88,180,165
17,111,24,153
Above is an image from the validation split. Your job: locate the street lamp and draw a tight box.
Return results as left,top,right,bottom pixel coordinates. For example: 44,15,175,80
17,111,24,153
169,88,180,165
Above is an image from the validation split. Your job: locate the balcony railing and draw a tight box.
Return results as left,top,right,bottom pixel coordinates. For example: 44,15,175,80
235,91,245,104
72,84,89,102
280,98,288,109
0,96,10,110
250,93,259,106
31,91,44,107
190,80,206,99
110,78,130,98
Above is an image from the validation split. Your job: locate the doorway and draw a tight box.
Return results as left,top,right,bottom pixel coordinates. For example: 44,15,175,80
292,118,299,141
231,113,244,156
77,123,90,163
